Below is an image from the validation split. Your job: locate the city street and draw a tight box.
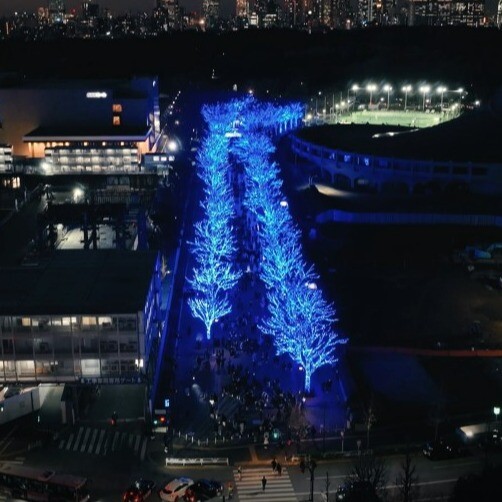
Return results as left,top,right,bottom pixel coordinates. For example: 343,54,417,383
2,411,501,502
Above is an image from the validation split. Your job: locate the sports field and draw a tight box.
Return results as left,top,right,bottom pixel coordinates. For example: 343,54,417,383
319,109,460,128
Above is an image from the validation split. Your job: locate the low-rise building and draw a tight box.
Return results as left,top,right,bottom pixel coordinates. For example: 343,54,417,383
0,249,162,386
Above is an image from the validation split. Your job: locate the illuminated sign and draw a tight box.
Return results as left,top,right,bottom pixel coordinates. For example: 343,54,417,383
86,91,108,99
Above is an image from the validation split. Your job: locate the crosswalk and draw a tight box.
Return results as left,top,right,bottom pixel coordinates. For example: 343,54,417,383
58,426,148,460
233,466,298,501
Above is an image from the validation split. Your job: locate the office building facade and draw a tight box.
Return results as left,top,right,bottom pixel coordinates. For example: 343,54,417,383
0,75,161,175
0,250,162,385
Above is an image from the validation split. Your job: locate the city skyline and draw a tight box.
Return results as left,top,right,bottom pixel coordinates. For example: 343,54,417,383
0,0,230,17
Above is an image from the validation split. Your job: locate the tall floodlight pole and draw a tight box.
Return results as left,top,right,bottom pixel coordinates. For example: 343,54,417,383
350,84,359,111
419,85,430,111
383,84,392,110
437,86,447,111
402,85,412,111
366,84,377,107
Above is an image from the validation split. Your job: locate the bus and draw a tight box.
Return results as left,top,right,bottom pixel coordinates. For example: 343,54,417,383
0,462,90,501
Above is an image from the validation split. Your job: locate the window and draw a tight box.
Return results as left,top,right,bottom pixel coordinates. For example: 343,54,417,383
113,104,123,113
113,116,121,126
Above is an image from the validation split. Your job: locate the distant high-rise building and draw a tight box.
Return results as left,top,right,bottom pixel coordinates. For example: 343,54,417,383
48,0,65,24
332,0,352,27
412,0,484,25
82,1,99,19
203,0,220,28
450,0,484,25
357,0,385,24
157,0,182,29
236,0,249,17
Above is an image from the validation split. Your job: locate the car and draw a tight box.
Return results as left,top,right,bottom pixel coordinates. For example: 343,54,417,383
422,439,460,460
183,479,223,501
159,477,194,502
335,480,379,501
335,480,380,501
122,478,156,502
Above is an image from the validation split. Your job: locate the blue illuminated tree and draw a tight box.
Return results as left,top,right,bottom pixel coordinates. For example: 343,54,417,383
187,257,241,339
261,271,345,392
187,106,241,339
192,96,345,383
233,123,346,392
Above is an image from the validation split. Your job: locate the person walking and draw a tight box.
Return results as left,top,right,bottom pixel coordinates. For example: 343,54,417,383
271,457,277,472
237,465,242,481
261,475,267,491
277,462,282,476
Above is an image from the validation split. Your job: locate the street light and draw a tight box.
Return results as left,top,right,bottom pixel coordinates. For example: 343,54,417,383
350,84,359,111
456,87,464,108
402,85,412,111
366,84,377,107
437,86,447,111
383,84,392,110
419,85,430,111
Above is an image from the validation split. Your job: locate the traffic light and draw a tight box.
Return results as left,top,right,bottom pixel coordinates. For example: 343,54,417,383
153,410,169,428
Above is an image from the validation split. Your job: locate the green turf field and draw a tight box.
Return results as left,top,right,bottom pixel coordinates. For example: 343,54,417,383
318,109,461,128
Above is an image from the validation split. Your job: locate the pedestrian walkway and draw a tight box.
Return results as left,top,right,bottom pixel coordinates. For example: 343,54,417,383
57,426,148,460
233,466,298,501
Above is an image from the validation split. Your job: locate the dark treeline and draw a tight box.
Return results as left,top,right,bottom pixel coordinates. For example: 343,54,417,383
1,26,502,99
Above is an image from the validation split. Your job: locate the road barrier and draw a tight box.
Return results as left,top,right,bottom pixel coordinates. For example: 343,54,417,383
165,457,229,466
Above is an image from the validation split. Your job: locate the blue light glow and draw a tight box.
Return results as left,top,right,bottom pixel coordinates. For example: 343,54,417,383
187,118,241,339
191,96,345,390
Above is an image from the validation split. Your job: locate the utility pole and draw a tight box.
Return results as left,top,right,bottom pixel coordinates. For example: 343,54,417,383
307,456,317,502
324,472,331,502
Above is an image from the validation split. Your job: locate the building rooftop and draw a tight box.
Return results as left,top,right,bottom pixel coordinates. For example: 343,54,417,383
0,249,158,316
24,125,151,141
296,108,502,164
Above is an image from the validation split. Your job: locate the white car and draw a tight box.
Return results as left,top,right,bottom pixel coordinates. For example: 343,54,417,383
158,477,194,502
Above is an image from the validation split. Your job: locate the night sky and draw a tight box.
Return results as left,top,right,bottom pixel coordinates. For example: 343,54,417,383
0,0,236,17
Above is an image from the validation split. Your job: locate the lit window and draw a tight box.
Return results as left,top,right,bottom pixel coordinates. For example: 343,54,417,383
113,116,121,126
113,104,123,113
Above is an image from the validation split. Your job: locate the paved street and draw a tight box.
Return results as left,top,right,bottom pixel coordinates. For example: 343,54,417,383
233,466,297,501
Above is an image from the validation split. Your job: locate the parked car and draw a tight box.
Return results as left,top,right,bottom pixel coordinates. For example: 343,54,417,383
159,477,194,502
122,479,156,502
422,439,460,460
335,480,380,501
183,479,223,501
